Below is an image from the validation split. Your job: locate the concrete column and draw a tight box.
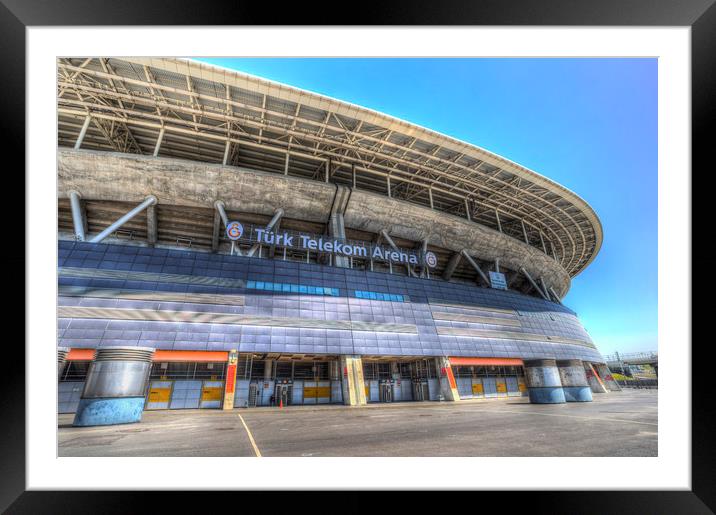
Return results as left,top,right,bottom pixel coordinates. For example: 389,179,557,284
211,209,221,253
222,349,239,410
73,346,155,427
329,185,351,268
556,359,593,402
264,359,274,380
340,355,367,406
435,356,460,401
146,204,157,247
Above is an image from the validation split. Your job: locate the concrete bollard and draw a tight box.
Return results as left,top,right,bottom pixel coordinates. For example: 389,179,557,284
73,346,155,427
556,359,593,402
523,358,566,404
57,347,69,379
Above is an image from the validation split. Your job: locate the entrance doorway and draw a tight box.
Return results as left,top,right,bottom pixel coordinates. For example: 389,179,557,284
412,380,429,401
379,380,394,402
274,382,292,406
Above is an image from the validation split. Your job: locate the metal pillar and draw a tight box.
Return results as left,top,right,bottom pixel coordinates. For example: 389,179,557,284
74,115,91,150
223,140,231,166
247,208,284,257
521,220,529,244
419,239,429,277
539,231,548,254
461,250,490,286
519,267,549,300
68,190,86,241
88,196,157,244
387,175,391,197
380,230,417,277
495,209,502,233
464,198,471,221
442,251,462,281
494,258,500,273
146,204,157,246
153,127,165,157
549,286,563,305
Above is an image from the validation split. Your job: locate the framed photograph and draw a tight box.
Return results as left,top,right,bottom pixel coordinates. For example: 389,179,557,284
6,0,713,511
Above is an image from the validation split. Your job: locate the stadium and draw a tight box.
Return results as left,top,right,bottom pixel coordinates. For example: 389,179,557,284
56,57,618,420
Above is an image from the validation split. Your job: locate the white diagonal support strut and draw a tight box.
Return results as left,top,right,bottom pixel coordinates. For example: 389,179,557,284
214,200,243,256
549,286,563,305
380,230,418,278
89,196,157,243
68,190,86,241
247,209,284,257
460,250,490,287
519,267,549,300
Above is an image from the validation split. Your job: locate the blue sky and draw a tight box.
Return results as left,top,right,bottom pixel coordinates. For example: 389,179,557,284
196,58,657,356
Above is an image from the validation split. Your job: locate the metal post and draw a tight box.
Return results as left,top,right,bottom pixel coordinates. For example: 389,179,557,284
428,188,434,209
380,229,417,277
465,199,471,221
495,258,500,273
68,190,86,242
519,267,549,300
214,200,229,227
495,209,502,233
89,196,157,243
460,250,490,286
146,204,157,246
539,231,547,254
325,160,330,183
351,163,356,189
284,152,290,175
153,127,165,157
521,220,529,244
549,286,563,305
387,176,391,198
223,140,231,165
247,208,284,257
442,251,462,281
74,115,92,150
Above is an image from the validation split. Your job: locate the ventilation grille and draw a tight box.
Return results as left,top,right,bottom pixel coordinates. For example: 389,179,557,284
57,347,69,364
95,346,155,362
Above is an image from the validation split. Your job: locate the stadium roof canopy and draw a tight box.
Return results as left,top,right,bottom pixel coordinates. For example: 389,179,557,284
57,57,602,277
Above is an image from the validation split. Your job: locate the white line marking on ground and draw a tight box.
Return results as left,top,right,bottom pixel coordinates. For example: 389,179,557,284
238,414,262,457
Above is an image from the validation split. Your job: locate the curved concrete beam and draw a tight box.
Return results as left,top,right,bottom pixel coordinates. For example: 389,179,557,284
58,149,571,296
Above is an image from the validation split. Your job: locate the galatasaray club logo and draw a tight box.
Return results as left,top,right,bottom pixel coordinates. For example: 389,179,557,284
225,221,244,241
425,251,438,268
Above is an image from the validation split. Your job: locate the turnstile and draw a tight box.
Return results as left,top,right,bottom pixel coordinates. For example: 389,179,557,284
379,380,394,402
413,380,430,401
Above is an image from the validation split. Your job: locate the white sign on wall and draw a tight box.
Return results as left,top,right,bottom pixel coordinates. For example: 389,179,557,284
489,271,508,290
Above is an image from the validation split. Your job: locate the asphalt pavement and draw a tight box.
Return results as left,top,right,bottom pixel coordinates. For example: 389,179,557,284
58,389,657,457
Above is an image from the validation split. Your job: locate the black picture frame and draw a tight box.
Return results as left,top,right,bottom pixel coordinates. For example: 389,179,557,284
4,1,713,512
